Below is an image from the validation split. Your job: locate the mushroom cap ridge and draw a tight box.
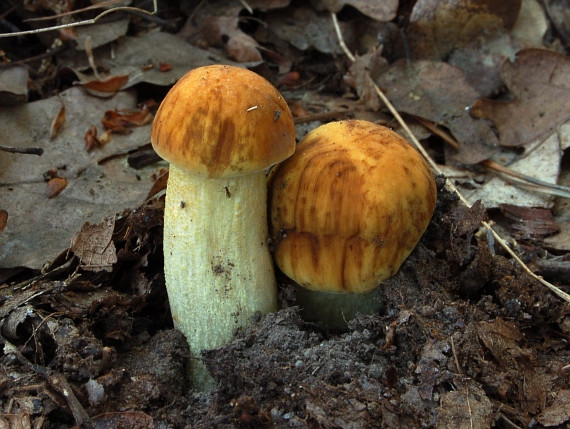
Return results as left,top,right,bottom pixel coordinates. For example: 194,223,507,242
268,120,437,294
151,65,296,179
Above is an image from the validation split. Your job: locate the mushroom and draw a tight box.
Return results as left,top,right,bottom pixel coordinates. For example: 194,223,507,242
151,65,295,389
268,120,436,329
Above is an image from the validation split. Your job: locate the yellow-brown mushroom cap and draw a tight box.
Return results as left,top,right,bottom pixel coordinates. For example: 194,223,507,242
151,65,296,178
268,120,437,294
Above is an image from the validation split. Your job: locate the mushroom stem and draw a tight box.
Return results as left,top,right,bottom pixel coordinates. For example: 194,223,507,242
164,164,277,389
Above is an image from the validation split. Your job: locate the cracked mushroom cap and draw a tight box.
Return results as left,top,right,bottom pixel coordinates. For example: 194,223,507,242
268,120,437,294
151,65,295,179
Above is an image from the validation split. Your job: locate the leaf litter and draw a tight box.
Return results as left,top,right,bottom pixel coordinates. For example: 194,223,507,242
1,1,570,428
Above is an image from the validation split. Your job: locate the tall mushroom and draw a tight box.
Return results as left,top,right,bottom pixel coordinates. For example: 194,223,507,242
268,120,436,329
151,65,295,389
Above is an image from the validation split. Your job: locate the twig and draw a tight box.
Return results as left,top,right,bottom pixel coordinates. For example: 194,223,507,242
481,159,570,199
330,12,570,305
451,336,462,375
0,323,91,426
0,145,43,156
0,0,157,37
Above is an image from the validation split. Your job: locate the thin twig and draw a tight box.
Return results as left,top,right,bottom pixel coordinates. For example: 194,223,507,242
0,0,157,37
0,145,43,156
330,12,570,305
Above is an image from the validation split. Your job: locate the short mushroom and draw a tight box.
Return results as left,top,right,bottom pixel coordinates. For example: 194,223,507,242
151,65,295,389
268,120,436,329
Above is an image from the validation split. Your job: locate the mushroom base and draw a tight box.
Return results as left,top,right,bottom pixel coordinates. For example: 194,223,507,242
163,165,278,390
294,283,382,331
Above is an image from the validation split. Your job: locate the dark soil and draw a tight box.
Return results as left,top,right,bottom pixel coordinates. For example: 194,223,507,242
2,176,569,429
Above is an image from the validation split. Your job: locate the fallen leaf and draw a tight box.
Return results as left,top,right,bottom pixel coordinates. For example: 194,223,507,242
70,215,117,272
267,7,351,55
81,74,129,95
50,105,66,140
0,65,28,105
58,31,239,88
74,17,130,50
158,62,172,72
510,0,547,49
536,390,570,427
472,49,570,147
85,125,100,152
102,107,152,132
0,87,159,270
407,0,522,60
373,59,498,164
46,177,68,198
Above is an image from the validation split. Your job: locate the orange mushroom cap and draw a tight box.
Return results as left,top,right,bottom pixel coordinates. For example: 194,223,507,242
268,120,436,294
151,65,295,179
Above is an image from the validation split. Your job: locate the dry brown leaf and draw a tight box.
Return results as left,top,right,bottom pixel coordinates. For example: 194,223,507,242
345,48,388,111
536,390,570,427
85,125,100,152
374,59,498,164
46,177,68,198
198,16,262,63
50,105,66,140
70,214,117,272
408,0,522,60
471,49,570,147
101,107,152,133
82,75,129,94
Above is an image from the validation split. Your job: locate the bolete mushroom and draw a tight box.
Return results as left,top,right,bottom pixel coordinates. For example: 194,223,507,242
268,120,436,329
151,65,295,389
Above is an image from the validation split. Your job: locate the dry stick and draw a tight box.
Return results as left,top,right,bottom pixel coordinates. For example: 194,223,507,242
0,145,43,155
331,13,570,304
0,0,157,37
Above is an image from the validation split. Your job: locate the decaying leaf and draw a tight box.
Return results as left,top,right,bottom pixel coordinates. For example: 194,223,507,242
536,390,570,427
158,62,172,72
478,318,533,366
0,87,157,270
85,125,100,152
267,7,350,55
472,49,570,147
345,47,388,111
102,107,152,133
79,74,130,97
436,382,494,429
407,0,522,60
46,177,68,198
70,215,117,272
374,60,498,164
500,204,560,240
50,105,66,140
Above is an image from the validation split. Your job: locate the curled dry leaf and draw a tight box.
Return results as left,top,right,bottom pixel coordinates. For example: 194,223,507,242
50,105,66,140
158,62,172,72
81,75,129,96
46,177,68,198
70,214,117,272
471,48,570,147
102,107,152,133
85,125,100,152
